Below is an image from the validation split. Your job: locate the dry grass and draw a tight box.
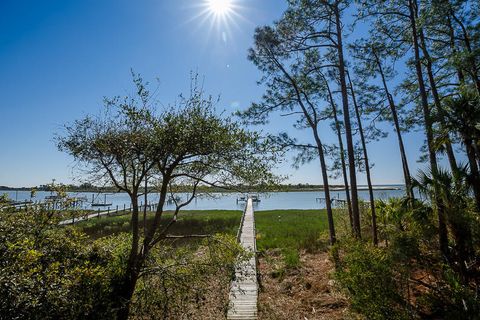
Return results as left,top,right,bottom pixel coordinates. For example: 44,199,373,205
258,250,350,320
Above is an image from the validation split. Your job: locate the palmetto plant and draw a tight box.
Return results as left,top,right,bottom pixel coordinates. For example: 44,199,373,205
413,166,476,279
413,165,472,212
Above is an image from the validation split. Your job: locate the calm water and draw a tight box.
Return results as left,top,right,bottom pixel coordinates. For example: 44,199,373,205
4,186,411,211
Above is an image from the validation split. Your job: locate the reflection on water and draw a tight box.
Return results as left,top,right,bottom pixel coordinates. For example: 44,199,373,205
3,186,412,211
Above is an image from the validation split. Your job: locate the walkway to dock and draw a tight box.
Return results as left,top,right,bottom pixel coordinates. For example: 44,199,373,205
227,198,258,320
58,203,156,225
58,209,113,225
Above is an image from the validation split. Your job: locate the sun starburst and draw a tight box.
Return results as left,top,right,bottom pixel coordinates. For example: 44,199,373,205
207,0,233,17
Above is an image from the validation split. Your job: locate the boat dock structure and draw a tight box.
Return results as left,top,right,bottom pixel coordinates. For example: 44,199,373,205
227,197,259,319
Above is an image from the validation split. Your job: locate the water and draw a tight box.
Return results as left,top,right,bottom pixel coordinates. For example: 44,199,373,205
3,186,409,211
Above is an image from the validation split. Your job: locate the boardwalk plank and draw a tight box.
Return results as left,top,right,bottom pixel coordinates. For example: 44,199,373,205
227,198,258,320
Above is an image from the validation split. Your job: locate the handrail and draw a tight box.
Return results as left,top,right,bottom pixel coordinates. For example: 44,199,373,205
236,200,248,243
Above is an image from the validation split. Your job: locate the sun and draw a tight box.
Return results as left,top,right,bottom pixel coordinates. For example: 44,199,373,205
207,0,233,16
187,0,245,46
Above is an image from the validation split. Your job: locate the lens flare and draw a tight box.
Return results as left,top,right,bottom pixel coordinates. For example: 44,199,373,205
207,0,233,16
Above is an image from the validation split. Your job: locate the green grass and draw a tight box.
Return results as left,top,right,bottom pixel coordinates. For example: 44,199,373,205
75,210,242,239
255,209,330,253
76,209,332,251
75,209,332,269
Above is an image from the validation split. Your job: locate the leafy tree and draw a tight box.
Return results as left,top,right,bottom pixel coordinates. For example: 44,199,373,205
58,73,278,319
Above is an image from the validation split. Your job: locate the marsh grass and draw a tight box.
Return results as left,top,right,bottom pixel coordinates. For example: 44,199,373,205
255,209,330,252
75,208,335,268
75,210,242,240
255,209,333,268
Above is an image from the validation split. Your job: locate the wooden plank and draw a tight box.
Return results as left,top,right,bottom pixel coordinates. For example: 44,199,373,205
227,198,258,320
58,209,112,225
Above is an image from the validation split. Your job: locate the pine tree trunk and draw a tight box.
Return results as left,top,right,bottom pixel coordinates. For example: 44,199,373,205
326,78,354,231
446,15,466,85
418,29,459,174
334,3,361,238
348,72,378,245
315,131,337,245
269,53,337,245
372,48,415,201
449,7,480,94
408,0,449,257
464,138,480,211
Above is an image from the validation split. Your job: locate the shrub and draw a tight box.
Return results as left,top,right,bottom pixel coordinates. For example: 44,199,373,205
283,248,300,269
333,241,409,320
0,209,127,319
130,234,247,319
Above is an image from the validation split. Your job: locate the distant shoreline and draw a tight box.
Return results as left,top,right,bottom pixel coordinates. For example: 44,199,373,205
1,185,404,193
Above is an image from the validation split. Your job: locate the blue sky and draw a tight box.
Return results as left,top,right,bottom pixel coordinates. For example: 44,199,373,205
0,0,452,187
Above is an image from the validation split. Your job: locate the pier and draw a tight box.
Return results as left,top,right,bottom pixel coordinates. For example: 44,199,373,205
227,197,258,319
58,202,157,225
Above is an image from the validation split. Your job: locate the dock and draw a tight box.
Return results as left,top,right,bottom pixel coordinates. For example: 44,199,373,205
227,197,258,320
58,203,156,225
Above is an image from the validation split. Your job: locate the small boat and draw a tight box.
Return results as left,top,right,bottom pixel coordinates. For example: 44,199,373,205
251,195,261,203
91,202,112,207
91,193,112,207
45,195,62,200
236,196,247,203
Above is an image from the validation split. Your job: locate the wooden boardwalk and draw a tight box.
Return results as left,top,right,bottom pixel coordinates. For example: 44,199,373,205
58,203,157,225
227,198,258,320
58,209,113,225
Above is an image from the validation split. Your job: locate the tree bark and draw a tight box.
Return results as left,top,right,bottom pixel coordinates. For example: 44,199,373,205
143,175,148,234
314,129,337,245
116,195,141,320
347,71,378,245
449,5,480,94
408,0,448,257
115,175,171,319
334,3,361,238
446,14,465,85
325,78,354,231
418,28,459,174
464,137,480,211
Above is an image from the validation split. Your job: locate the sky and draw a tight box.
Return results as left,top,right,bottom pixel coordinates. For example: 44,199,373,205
0,0,453,187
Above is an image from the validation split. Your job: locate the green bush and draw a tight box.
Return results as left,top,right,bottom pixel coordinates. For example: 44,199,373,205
283,248,300,269
333,241,409,320
0,209,128,319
